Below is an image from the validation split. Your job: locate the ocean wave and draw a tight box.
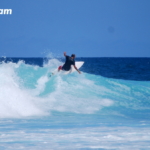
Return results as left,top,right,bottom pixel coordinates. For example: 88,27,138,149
0,59,149,119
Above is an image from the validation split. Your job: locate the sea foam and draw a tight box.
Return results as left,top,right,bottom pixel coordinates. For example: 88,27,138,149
0,59,114,118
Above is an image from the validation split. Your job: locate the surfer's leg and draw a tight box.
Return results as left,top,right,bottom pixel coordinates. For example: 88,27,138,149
58,66,62,72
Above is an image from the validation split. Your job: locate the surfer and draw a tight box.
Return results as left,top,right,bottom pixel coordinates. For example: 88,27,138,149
58,52,81,74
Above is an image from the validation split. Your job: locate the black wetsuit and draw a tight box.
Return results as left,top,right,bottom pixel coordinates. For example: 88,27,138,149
62,55,75,71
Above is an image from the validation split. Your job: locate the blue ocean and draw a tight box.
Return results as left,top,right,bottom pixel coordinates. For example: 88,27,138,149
0,57,150,150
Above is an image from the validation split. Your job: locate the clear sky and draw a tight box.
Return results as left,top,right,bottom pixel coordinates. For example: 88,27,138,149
0,0,150,57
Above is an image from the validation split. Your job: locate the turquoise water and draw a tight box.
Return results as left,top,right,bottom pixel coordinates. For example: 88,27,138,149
0,58,150,149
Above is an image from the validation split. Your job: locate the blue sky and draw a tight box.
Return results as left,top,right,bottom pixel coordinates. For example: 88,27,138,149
0,0,150,57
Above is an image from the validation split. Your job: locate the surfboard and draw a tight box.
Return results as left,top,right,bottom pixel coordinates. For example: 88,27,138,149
63,61,84,74
49,61,84,76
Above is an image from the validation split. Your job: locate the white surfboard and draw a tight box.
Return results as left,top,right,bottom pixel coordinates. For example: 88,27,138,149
63,61,84,74
49,61,84,76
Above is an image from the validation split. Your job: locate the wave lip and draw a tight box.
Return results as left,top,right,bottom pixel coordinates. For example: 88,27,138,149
0,61,47,118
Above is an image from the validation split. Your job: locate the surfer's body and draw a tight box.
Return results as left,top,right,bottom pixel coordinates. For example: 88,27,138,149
58,52,81,74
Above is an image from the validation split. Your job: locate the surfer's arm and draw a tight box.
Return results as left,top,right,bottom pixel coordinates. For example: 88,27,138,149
64,52,67,57
73,65,81,74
